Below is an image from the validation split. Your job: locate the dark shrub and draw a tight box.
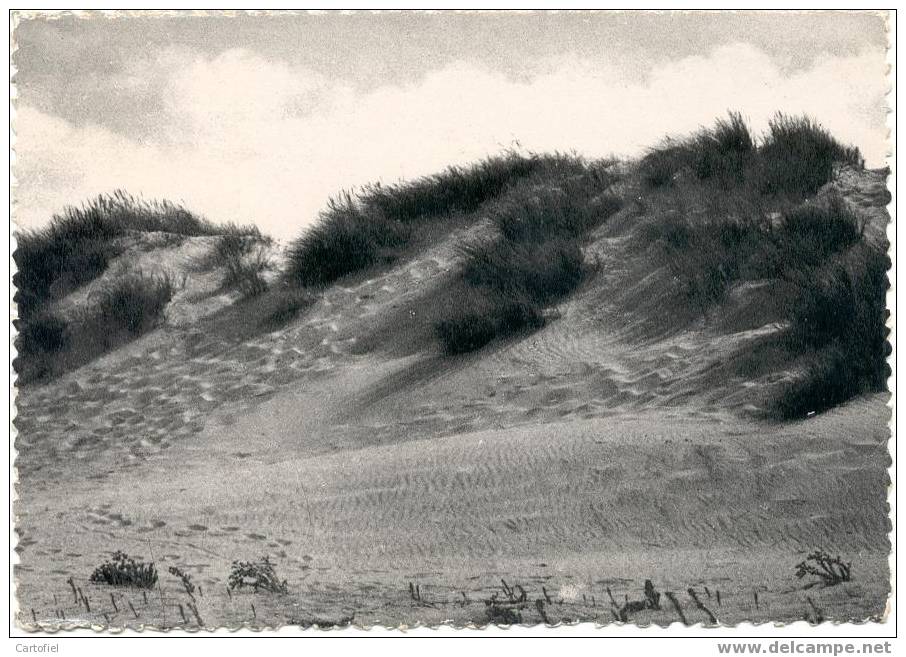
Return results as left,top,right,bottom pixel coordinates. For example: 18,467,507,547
641,112,863,197
95,272,174,335
435,236,588,354
460,238,585,302
228,556,288,594
640,112,756,188
90,551,158,589
758,113,864,196
17,312,69,355
773,245,889,419
221,247,271,298
779,194,862,264
364,151,562,222
285,192,411,287
640,141,690,188
643,210,771,307
494,186,621,243
432,156,621,355
691,111,756,183
435,286,544,355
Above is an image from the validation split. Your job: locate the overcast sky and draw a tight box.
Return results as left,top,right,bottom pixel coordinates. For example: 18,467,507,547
13,11,890,239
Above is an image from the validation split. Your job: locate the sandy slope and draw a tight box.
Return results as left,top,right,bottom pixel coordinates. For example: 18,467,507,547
13,167,892,628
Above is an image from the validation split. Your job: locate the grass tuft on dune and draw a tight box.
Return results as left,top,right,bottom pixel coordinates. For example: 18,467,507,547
284,152,590,287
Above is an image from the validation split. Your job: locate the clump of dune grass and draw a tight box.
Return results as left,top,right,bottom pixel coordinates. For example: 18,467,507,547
645,194,887,419
228,556,288,594
16,311,70,357
362,150,563,222
284,152,590,288
771,245,889,419
14,190,246,321
639,208,773,308
192,226,275,298
220,246,272,298
15,270,175,384
90,551,158,589
435,163,622,354
640,112,863,197
758,113,864,196
93,271,174,335
795,550,852,587
777,193,864,264
640,111,755,188
286,192,412,287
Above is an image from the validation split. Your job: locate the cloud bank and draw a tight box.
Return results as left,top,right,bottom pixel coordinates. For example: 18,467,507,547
14,43,889,240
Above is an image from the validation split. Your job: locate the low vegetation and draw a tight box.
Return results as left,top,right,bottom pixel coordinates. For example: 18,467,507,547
89,551,158,589
228,556,288,594
795,550,853,587
16,270,175,384
94,271,174,335
195,226,273,297
435,160,622,354
772,243,889,419
640,111,864,196
14,190,249,320
639,113,886,418
14,192,262,383
285,152,589,287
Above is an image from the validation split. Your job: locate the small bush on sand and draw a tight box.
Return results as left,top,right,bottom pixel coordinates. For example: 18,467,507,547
460,238,586,302
642,209,772,307
795,550,852,586
196,225,271,271
15,271,176,383
90,551,158,589
95,271,174,335
494,186,621,243
228,556,288,594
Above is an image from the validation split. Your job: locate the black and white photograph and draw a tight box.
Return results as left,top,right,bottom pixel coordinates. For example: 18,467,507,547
8,7,895,642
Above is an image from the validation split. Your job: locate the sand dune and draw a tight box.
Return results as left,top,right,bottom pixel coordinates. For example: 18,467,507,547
13,164,891,628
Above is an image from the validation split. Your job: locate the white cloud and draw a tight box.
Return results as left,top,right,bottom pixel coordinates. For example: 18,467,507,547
13,43,889,240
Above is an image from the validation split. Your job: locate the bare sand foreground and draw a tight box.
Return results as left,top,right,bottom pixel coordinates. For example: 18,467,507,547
13,167,892,629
